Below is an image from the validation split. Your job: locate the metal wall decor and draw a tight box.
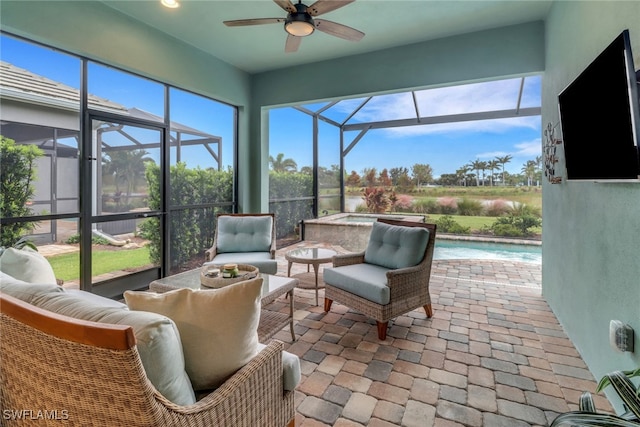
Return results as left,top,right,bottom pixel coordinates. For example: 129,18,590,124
543,122,563,184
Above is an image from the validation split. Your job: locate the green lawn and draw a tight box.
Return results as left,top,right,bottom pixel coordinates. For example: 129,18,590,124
47,247,153,281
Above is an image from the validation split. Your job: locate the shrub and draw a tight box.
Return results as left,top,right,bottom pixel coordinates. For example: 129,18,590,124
437,197,458,215
392,194,414,212
490,214,541,237
65,234,111,245
362,187,390,213
484,199,512,217
354,203,369,213
457,197,483,216
510,202,541,218
0,136,43,247
435,215,471,234
412,199,437,214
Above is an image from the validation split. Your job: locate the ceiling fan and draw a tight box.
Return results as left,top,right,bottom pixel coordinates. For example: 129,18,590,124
223,0,365,53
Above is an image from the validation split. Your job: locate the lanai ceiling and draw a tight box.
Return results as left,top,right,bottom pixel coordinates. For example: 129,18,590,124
100,0,553,74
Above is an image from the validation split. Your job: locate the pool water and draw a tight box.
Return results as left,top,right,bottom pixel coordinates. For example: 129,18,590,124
434,240,541,264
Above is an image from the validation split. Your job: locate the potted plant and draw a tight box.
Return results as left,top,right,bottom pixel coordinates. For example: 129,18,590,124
551,369,640,426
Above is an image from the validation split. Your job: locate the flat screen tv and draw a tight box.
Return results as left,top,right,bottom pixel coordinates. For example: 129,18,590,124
558,29,640,181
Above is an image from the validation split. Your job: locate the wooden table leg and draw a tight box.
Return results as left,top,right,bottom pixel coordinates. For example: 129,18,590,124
287,261,292,277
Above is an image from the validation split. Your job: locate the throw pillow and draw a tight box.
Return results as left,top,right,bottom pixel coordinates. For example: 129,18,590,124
364,221,430,269
0,247,57,284
124,277,263,391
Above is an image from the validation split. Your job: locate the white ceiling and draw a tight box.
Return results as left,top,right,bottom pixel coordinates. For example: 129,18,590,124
100,0,553,74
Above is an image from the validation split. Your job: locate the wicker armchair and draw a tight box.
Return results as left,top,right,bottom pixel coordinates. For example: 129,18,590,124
0,293,295,427
324,219,436,340
204,213,277,275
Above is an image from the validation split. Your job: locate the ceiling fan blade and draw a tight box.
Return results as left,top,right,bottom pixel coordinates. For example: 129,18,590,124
224,18,284,27
314,19,364,41
273,0,296,13
285,34,302,53
307,0,355,16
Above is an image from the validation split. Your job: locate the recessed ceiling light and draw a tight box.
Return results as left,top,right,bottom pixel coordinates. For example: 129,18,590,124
161,0,180,9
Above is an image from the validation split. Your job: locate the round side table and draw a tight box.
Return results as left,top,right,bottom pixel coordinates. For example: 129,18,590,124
285,247,337,306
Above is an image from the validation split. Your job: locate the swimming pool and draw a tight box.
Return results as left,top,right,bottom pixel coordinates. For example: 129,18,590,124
302,213,541,263
434,239,541,264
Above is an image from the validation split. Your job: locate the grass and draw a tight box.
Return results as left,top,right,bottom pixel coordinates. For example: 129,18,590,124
47,247,153,281
346,185,543,210
425,214,496,230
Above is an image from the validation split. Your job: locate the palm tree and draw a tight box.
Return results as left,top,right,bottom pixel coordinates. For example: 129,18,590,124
521,160,537,186
496,155,513,186
487,160,500,186
469,159,484,186
478,161,488,186
103,149,154,205
268,153,297,173
456,165,470,186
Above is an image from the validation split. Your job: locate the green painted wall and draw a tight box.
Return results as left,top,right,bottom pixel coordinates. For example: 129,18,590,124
543,0,640,412
249,22,545,211
0,0,254,210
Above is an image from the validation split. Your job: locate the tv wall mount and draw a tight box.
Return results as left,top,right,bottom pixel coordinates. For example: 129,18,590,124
544,122,563,184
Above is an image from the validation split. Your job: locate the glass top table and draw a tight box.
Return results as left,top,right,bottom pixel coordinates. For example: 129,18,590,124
285,247,337,306
149,269,297,342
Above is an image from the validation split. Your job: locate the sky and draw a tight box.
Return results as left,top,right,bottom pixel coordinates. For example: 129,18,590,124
2,33,541,179
269,76,542,179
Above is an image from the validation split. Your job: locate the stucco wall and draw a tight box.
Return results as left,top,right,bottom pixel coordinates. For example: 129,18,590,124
543,0,640,412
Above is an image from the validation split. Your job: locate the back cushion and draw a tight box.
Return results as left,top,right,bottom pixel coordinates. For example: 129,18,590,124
364,221,430,269
217,215,272,253
0,272,64,304
0,247,57,284
32,291,196,406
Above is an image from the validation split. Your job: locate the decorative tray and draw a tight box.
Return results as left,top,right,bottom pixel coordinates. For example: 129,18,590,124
200,264,259,288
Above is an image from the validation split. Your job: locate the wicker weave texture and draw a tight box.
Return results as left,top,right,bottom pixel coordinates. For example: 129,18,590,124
1,301,294,427
325,221,436,325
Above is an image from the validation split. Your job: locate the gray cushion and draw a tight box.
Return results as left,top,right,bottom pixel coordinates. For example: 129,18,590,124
206,252,277,275
0,272,64,304
256,343,301,392
364,222,429,269
324,263,391,305
217,216,272,253
27,290,196,406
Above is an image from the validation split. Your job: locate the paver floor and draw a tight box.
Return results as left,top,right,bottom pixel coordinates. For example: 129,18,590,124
271,241,613,427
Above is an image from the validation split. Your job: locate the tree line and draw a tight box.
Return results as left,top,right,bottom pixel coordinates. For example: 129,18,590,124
270,153,544,187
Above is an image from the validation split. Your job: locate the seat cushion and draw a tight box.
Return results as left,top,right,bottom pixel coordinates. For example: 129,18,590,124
206,252,278,274
324,263,391,305
217,215,273,253
256,343,301,392
124,277,263,391
0,247,58,284
33,290,196,406
364,221,430,269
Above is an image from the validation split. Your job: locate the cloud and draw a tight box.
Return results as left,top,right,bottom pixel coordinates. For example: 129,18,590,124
334,77,541,137
513,139,542,156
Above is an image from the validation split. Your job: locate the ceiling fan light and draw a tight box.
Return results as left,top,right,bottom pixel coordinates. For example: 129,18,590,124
161,0,180,9
285,14,315,37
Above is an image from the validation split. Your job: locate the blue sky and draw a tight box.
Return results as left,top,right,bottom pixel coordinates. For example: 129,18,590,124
2,34,540,178
270,76,542,178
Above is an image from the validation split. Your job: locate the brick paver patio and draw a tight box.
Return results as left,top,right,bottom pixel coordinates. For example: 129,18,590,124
271,241,613,427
